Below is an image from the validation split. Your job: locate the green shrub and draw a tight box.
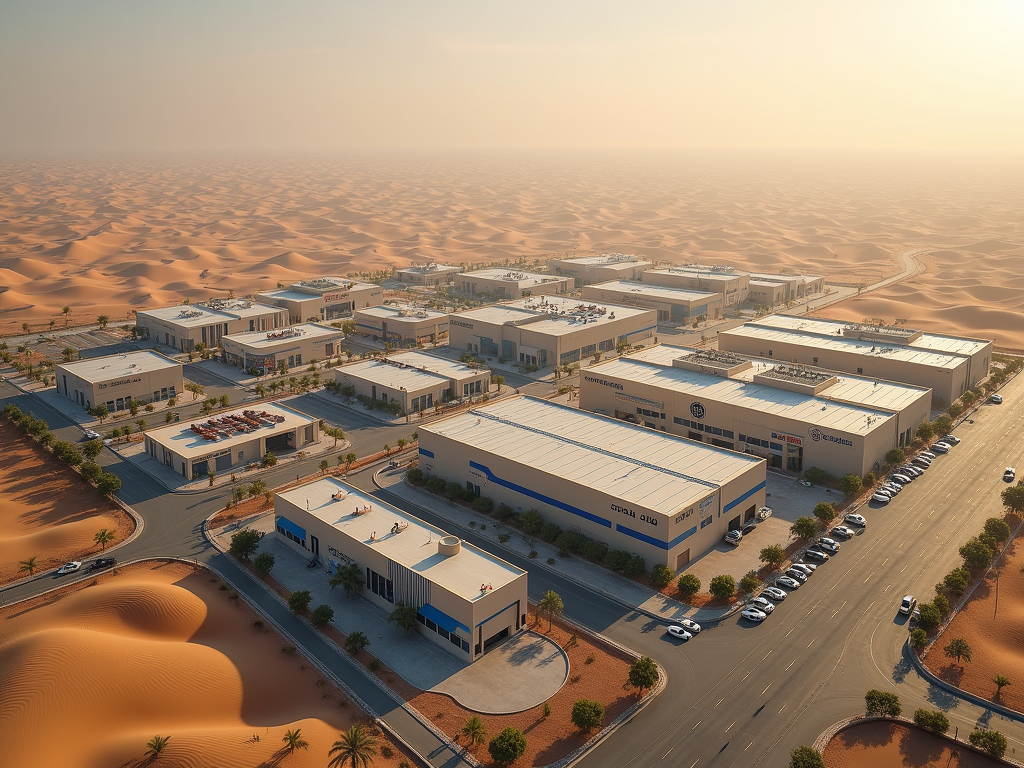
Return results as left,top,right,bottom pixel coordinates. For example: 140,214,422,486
677,574,701,600
913,709,949,734
96,472,122,496
605,549,631,572
540,522,562,543
739,571,760,594
650,564,673,589
864,689,901,717
495,504,515,522
288,590,312,613
909,628,928,651
708,574,736,600
253,552,275,573
886,448,906,466
942,567,970,595
983,516,1011,542
570,699,605,731
969,729,1007,759
229,528,263,561
839,474,863,497
959,537,994,569
406,467,425,485
803,467,829,484
488,727,527,765
311,604,335,626
917,603,941,632
425,476,446,494
581,540,608,562
863,472,876,487
80,461,103,483
933,594,950,616
519,509,543,534
789,746,825,768
444,481,465,501
472,496,494,513
555,531,585,554
623,554,646,576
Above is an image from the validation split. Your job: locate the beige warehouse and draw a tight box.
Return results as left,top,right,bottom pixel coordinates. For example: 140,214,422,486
137,298,287,353
642,265,750,307
257,277,382,324
582,280,723,324
549,253,653,287
221,323,345,373
395,263,464,286
354,304,450,345
456,268,571,298
449,295,657,369
56,350,183,412
273,478,528,661
418,396,767,570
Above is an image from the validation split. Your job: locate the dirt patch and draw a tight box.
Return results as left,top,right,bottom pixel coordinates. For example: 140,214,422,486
823,720,1002,768
208,494,275,528
922,534,1024,713
0,561,413,768
0,421,135,584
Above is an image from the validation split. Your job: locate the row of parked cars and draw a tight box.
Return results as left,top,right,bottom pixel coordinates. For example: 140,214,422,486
55,557,116,575
871,434,961,504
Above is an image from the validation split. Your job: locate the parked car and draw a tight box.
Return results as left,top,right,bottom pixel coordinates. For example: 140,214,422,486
677,618,701,634
872,492,891,504
899,465,923,476
740,607,768,622
666,625,693,641
749,596,775,614
805,548,830,562
941,434,961,445
844,513,867,526
817,537,840,553
762,586,788,601
911,457,931,469
790,563,816,575
890,474,913,486
776,576,801,590
798,479,813,487
930,442,951,454
919,451,937,460
88,557,116,571
56,561,82,575
785,568,809,582
882,483,902,494
1005,467,1016,483
83,429,101,440
899,595,916,615
990,394,1003,404
724,530,743,545
832,525,855,538
742,521,758,535
757,506,773,521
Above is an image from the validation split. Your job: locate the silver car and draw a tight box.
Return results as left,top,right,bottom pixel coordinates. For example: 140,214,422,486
785,568,809,582
740,607,767,622
750,596,775,613
776,576,801,589
761,586,787,600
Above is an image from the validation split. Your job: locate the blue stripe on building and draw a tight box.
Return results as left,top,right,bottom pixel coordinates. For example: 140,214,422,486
469,461,612,528
614,523,698,550
419,447,435,459
418,603,470,634
276,516,307,540
723,480,767,514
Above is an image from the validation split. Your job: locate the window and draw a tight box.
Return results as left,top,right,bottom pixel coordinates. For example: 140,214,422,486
295,354,302,366
559,349,580,365
599,338,614,351
161,388,168,400
857,367,863,374
366,568,393,602
812,357,818,365
169,386,176,398
238,451,244,461
581,343,597,357
768,349,772,357
276,525,306,548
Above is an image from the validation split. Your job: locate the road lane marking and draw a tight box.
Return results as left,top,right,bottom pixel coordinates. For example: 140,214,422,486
864,572,874,583
785,659,795,670
744,742,753,751
761,684,771,695
725,721,736,733
716,698,724,707
901,564,909,572
762,650,772,661
898,540,905,548
690,718,703,731
663,747,674,759
689,760,699,768
807,636,817,648
884,584,891,593
779,704,787,713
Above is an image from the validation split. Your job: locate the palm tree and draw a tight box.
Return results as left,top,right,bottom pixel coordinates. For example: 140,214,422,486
538,590,564,630
18,556,37,576
944,637,973,667
94,528,115,550
387,603,419,634
62,305,71,326
282,728,309,754
461,716,488,748
329,563,364,598
994,675,1012,698
145,735,170,758
97,314,109,329
328,724,377,768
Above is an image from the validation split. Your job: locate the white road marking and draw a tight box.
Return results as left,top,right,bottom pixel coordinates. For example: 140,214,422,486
725,721,736,733
785,659,796,671
883,584,891,593
863,572,874,583
807,636,817,648
761,684,771,695
663,747,674,759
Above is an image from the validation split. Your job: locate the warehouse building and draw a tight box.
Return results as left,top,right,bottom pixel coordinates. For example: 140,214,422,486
334,351,490,415
221,323,345,373
548,253,653,287
580,345,932,478
449,295,656,369
747,279,787,308
418,397,767,570
582,280,723,324
55,350,183,413
456,268,571,299
144,402,319,480
137,299,288,353
642,265,750,307
720,316,992,407
395,263,464,286
256,277,382,324
354,304,450,345
747,273,825,302
274,478,528,661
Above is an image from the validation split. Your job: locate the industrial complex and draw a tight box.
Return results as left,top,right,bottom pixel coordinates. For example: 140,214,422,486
137,299,287,353
455,268,571,298
220,323,345,373
394,263,464,286
641,265,751,307
549,253,653,287
354,303,450,345
256,277,382,324
273,477,528,661
581,280,723,324
418,396,767,570
55,350,183,412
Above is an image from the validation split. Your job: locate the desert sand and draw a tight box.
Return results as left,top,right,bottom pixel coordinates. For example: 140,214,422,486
824,721,1000,768
922,534,1024,713
1,153,1020,343
0,561,410,768
0,420,133,583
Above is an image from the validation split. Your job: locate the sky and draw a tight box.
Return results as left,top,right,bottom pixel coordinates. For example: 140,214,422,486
1,0,1022,153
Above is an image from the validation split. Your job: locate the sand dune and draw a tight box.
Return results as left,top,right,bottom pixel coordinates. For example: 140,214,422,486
0,154,1020,343
0,562,410,768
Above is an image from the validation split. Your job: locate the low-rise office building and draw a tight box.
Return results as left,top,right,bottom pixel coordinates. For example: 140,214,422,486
456,268,571,299
256,278,382,324
449,295,656,369
747,279,787,308
274,477,528,661
747,273,824,302
642,265,750,307
720,316,992,407
580,345,932,478
354,304,450,345
549,253,653,287
221,323,345,373
419,396,767,570
55,350,183,412
137,299,288,353
144,402,319,480
582,280,723,324
335,351,490,415
395,263,464,286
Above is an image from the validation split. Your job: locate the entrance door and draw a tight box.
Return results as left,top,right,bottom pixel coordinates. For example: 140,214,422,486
310,535,319,557
675,549,690,569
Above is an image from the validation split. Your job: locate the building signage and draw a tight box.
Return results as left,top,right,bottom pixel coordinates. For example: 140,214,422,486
689,402,706,420
451,318,474,329
771,431,803,447
808,427,853,447
612,503,657,527
614,392,664,409
698,495,715,519
674,507,694,523
323,292,349,303
584,375,624,390
98,377,142,389
195,448,231,463
327,545,356,566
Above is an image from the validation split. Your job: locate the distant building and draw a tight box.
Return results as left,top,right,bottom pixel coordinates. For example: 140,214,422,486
448,295,656,369
144,402,318,480
747,279,787,308
55,350,183,413
256,277,382,324
354,304,450,345
221,323,345,373
548,253,653,287
456,268,571,299
642,265,750,308
395,263,464,286
273,478,528,661
747,273,824,303
137,299,287,353
582,281,723,324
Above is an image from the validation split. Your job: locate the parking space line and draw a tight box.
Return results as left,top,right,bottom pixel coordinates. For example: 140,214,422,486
761,684,771,695
785,659,796,671
863,571,874,583
663,747,674,759
883,584,891,593
807,636,817,648
725,721,736,733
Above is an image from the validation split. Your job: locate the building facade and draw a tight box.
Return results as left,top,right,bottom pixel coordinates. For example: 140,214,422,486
641,265,750,308
582,281,723,324
55,350,183,412
548,254,653,287
395,263,464,286
354,304,450,345
221,323,345,373
747,273,825,302
448,295,657,369
143,402,319,480
137,299,287,353
256,278,383,324
456,269,571,298
274,478,528,661
419,396,767,571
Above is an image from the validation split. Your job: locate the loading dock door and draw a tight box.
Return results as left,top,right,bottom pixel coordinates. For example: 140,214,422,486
483,626,509,652
265,433,291,452
215,454,233,472
728,515,741,531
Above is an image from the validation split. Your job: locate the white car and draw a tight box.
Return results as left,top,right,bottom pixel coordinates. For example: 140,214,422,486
757,506,773,521
798,479,813,487
942,434,961,445
677,618,701,634
817,537,840,553
899,595,916,615
990,394,1003,404
666,625,693,641
723,530,743,545
930,442,950,454
872,492,891,503
83,430,101,440
832,525,855,538
1005,467,1016,483
56,561,82,575
762,586,787,601
790,562,816,575
776,576,801,589
749,596,775,614
911,457,931,469
785,568,808,582
804,548,830,562
740,607,768,622
919,451,937,460
844,513,867,526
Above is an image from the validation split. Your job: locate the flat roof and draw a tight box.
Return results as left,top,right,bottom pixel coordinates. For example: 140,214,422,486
338,351,480,390
645,267,745,283
139,300,281,327
555,254,652,267
279,477,523,600
749,279,785,288
629,344,931,412
748,273,823,284
222,323,343,350
749,315,991,356
422,396,762,517
591,356,895,435
356,304,449,322
57,350,180,381
460,268,565,287
453,295,653,337
396,264,462,274
588,280,719,303
146,402,314,459
721,324,966,369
